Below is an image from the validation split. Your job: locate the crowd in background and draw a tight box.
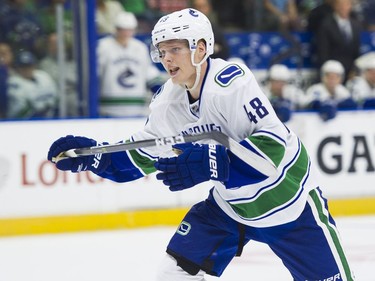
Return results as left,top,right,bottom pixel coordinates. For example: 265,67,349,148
0,0,374,120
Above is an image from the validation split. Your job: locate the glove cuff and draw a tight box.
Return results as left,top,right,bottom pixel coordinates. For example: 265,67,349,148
207,144,229,182
87,142,111,174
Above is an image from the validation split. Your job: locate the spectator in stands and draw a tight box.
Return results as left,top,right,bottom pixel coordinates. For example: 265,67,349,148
7,51,58,119
307,0,334,34
304,60,357,121
39,33,78,117
263,0,302,32
96,0,125,35
306,0,334,73
262,64,305,122
0,0,45,59
97,11,164,117
263,0,303,69
315,0,362,83
119,0,146,15
205,0,247,31
362,0,375,31
0,42,14,119
118,0,156,33
147,0,189,15
191,0,230,60
346,52,375,108
37,0,73,35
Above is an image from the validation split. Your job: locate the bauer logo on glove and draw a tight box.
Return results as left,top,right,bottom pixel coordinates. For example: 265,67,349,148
154,143,230,191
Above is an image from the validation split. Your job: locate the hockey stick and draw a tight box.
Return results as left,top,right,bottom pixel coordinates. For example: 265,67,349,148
52,131,277,176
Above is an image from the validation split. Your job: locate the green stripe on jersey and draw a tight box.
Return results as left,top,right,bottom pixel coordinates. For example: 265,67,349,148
248,135,285,167
100,97,147,105
128,149,156,175
230,143,309,219
309,189,354,280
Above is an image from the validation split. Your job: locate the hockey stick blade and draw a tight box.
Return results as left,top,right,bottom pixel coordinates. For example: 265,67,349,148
52,131,277,176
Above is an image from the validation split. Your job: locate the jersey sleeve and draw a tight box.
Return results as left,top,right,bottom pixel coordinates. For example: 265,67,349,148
97,139,158,183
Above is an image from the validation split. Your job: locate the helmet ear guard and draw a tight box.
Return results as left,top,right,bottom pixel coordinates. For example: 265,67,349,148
150,8,214,65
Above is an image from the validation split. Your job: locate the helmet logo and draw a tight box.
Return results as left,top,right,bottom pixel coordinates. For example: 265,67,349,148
160,16,169,23
189,9,199,17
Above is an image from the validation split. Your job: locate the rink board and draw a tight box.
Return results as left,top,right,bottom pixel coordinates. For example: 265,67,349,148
1,197,375,236
0,111,375,236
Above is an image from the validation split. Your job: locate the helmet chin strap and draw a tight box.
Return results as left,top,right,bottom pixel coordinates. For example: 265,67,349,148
184,50,207,92
185,64,201,92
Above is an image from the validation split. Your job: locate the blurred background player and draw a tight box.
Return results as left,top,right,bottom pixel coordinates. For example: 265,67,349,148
7,50,58,119
346,51,375,109
262,64,305,122
0,42,14,119
97,11,164,117
39,32,78,117
304,60,357,121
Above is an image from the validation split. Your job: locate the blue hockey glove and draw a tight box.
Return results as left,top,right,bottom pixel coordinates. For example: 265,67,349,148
363,98,375,109
337,98,357,109
47,135,111,174
319,100,337,121
272,99,292,123
154,143,230,191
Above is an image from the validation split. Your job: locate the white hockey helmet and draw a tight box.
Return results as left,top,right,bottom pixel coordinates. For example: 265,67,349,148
150,8,214,64
115,11,138,30
355,51,375,71
269,64,291,81
321,60,345,76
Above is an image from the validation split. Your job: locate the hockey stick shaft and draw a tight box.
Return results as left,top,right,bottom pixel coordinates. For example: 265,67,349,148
52,131,277,176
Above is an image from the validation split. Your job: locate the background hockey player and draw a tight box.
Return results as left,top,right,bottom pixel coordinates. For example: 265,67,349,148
97,11,164,117
48,8,355,281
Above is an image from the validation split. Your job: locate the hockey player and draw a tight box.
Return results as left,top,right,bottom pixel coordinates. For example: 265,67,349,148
97,11,164,117
8,51,58,119
262,64,305,122
346,51,375,108
48,8,355,280
304,60,357,121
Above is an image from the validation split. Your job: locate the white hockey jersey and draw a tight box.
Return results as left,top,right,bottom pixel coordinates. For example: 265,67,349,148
97,36,162,117
122,58,319,228
304,82,351,106
262,83,306,109
7,69,58,119
346,76,375,102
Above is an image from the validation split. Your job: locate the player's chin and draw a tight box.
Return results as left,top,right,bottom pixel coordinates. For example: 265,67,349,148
170,75,183,85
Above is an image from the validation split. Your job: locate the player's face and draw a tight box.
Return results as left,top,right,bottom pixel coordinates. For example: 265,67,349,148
365,69,375,86
270,80,286,97
158,40,196,86
323,72,342,91
116,28,135,45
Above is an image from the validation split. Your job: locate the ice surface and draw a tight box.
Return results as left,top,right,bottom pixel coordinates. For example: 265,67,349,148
0,215,373,281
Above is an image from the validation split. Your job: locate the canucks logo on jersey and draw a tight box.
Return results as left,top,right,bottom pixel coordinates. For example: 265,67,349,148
117,68,135,88
215,64,244,87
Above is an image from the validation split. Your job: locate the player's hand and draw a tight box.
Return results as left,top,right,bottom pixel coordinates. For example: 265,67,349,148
47,135,111,174
319,100,337,121
154,143,229,191
337,98,357,109
363,98,375,109
272,99,292,123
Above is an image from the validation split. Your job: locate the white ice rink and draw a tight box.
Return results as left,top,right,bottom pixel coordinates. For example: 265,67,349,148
0,215,373,281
